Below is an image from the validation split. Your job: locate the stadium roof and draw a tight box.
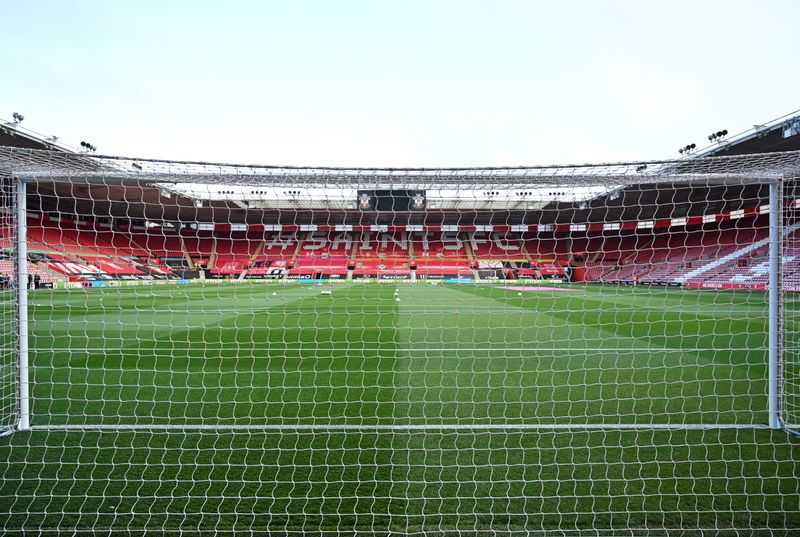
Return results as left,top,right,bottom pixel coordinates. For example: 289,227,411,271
1,145,797,227
694,109,800,158
1,110,799,225
2,145,799,187
0,118,80,153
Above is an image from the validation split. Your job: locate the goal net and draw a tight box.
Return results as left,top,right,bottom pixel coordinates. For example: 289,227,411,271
1,147,799,535
0,179,15,433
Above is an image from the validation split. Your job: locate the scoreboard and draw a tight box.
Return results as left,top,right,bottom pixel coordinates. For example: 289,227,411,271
356,190,426,212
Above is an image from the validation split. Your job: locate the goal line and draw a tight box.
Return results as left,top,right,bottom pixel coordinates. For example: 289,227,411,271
29,423,771,432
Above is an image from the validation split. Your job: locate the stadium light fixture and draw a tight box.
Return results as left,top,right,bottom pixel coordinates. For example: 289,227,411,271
11,112,24,124
678,143,696,155
708,130,729,142
783,118,800,139
80,141,97,152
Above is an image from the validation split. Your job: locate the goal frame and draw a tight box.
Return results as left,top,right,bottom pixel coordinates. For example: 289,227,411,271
1,175,30,436
1,147,798,437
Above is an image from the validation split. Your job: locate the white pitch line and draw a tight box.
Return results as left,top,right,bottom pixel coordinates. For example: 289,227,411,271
31,423,768,432
30,307,768,313
35,347,737,353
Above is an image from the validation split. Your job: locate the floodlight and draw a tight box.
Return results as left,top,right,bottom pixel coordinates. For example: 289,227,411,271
708,129,728,143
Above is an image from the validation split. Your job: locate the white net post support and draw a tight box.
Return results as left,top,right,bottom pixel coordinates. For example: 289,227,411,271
0,178,15,437
12,176,29,433
768,178,782,429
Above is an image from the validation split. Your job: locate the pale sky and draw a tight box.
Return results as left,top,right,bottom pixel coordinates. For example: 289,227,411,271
1,0,798,167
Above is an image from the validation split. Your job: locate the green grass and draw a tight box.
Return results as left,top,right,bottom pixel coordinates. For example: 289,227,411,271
1,282,799,535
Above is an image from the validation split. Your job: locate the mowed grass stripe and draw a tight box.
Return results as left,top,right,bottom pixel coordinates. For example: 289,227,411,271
32,285,409,429
401,285,767,425
29,285,324,346
26,284,774,427
450,283,770,372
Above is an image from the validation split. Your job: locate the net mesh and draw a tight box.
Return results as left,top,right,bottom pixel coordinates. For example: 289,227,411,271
0,147,799,535
786,196,800,431
0,179,14,432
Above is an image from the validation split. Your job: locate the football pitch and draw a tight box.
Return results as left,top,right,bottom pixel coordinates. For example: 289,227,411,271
2,282,799,535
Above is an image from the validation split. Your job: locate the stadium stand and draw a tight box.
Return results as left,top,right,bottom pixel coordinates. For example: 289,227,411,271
0,259,62,285
680,221,800,290
128,227,185,260
1,204,798,288
255,232,298,263
181,231,214,267
5,115,792,288
412,231,467,259
353,232,412,278
469,232,526,260
0,214,179,282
